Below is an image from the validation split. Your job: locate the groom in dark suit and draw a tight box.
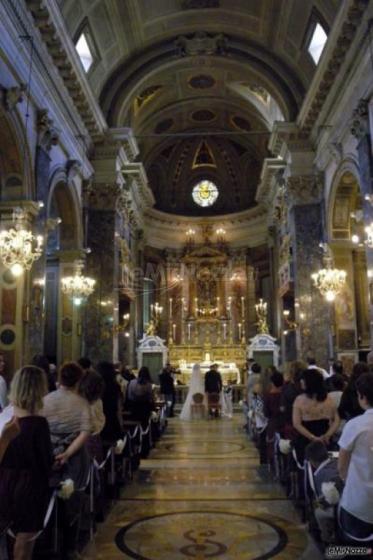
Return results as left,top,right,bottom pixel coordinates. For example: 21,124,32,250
205,364,223,417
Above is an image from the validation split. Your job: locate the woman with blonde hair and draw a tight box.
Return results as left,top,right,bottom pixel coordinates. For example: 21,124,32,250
0,366,53,560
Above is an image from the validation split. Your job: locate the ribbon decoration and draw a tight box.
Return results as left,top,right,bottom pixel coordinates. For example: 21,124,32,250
8,490,57,542
292,448,305,470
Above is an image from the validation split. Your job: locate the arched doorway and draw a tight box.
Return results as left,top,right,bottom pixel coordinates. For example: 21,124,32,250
0,108,30,372
329,168,370,364
44,177,82,363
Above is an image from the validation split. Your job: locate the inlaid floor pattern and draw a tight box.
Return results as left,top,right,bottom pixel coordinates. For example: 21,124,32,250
83,416,322,559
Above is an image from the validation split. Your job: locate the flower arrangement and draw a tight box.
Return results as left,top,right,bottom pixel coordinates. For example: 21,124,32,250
279,439,291,455
115,439,125,454
321,482,340,505
58,478,74,500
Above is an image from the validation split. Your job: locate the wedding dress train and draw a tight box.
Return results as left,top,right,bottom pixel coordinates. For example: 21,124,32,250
179,364,206,421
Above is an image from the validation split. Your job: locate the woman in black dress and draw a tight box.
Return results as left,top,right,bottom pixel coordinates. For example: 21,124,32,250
0,366,53,560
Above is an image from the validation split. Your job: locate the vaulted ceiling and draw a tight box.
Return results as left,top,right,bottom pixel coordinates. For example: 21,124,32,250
59,0,342,216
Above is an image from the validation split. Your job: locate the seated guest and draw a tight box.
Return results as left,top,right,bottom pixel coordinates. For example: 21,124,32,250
292,369,340,463
262,365,279,394
77,356,93,375
127,366,154,426
247,362,261,408
338,362,369,421
42,362,91,488
0,352,8,412
306,355,330,380
328,374,345,408
159,364,176,417
251,382,268,465
280,360,305,437
326,361,347,391
31,353,56,393
79,370,106,460
121,365,136,383
305,440,342,543
263,371,284,463
338,372,373,540
0,366,53,560
97,361,123,441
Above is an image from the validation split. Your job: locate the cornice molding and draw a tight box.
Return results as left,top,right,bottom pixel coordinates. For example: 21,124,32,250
256,158,286,208
298,0,370,136
25,0,107,138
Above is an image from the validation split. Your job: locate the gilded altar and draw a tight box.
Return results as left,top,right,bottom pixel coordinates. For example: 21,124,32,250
160,226,252,385
169,344,245,385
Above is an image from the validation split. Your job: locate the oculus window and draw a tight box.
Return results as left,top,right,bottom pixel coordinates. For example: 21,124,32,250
75,32,94,72
308,22,328,64
192,180,219,207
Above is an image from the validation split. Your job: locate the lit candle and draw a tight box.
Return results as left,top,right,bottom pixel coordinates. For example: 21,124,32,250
195,297,198,314
169,297,173,318
187,322,191,341
173,323,176,341
241,296,245,318
217,296,220,314
238,322,242,340
223,322,227,340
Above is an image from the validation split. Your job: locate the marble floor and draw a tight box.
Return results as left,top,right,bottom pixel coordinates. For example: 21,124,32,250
83,416,322,559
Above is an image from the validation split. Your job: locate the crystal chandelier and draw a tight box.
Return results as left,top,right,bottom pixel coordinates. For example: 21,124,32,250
311,244,346,302
0,207,43,276
61,260,95,305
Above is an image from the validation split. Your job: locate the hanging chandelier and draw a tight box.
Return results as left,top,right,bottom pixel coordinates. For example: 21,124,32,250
61,260,95,305
311,244,346,302
0,207,43,276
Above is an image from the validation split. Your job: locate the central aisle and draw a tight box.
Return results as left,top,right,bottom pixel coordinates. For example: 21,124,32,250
84,417,322,559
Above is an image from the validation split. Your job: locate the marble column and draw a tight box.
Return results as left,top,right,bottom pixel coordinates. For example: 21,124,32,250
287,176,331,366
84,183,121,363
26,110,59,356
350,99,373,345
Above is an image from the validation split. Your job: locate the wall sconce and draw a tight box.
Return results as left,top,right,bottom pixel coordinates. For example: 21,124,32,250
283,309,298,331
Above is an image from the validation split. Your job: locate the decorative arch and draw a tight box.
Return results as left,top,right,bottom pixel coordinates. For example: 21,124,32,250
327,158,362,242
47,167,83,251
327,157,370,353
0,107,33,201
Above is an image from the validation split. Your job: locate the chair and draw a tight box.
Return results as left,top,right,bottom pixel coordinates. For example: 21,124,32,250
191,393,206,420
207,393,222,418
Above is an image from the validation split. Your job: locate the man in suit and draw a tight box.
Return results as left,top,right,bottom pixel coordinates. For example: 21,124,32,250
159,363,176,417
205,364,223,417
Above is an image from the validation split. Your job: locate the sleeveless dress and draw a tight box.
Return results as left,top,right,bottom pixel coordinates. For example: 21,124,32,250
0,416,53,532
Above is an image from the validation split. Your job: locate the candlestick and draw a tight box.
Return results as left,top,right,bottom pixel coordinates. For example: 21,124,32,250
223,322,227,340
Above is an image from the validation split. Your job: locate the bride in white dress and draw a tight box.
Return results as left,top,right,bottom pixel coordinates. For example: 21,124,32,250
179,363,206,421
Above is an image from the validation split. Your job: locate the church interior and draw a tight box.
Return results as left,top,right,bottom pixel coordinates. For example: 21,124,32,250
1,0,373,558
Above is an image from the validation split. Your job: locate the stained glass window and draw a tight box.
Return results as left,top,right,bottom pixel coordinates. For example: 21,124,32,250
192,180,219,207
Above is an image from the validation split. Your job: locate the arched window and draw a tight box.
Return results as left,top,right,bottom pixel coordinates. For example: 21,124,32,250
192,180,219,207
